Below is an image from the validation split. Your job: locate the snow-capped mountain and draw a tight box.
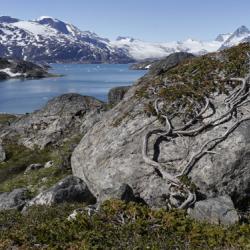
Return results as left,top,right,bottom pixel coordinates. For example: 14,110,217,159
220,25,250,49
0,16,132,63
111,26,250,61
0,16,249,63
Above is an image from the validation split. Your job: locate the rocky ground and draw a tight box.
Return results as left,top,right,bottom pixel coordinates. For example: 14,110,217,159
1,45,250,248
0,58,52,80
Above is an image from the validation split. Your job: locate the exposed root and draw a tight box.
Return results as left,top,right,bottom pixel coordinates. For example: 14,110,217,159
142,74,250,209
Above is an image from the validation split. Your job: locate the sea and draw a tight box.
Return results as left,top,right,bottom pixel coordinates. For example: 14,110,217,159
0,64,146,114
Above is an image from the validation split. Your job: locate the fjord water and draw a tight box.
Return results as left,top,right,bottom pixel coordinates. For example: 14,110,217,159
0,64,146,114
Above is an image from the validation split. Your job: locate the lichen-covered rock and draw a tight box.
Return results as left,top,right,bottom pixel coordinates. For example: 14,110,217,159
0,188,29,211
108,86,130,105
24,176,96,208
188,196,239,225
4,93,104,149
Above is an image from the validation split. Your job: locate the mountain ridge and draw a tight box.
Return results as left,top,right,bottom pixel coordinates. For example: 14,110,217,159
0,16,249,63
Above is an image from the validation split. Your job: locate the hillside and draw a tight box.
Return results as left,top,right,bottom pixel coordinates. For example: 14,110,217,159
1,43,250,248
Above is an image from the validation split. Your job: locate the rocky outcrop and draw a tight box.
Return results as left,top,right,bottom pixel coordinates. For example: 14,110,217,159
24,176,96,208
188,196,239,225
0,58,51,80
71,44,250,216
148,52,195,76
0,188,29,211
108,86,130,105
130,60,157,70
3,93,104,149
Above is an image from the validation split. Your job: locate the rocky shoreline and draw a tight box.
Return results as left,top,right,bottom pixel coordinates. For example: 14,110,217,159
0,58,53,80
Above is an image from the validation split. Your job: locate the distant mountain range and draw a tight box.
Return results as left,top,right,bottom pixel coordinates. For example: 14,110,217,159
0,16,250,63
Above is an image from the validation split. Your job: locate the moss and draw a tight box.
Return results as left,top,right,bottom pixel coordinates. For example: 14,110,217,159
0,136,81,195
0,200,250,249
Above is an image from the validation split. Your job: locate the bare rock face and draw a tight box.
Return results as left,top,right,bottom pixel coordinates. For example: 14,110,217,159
24,176,96,208
188,196,239,225
0,188,30,211
5,93,104,149
72,85,172,208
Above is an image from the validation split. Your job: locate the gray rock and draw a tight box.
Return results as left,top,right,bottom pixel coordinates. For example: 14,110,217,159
108,86,130,105
71,85,172,208
4,93,104,149
24,163,43,174
24,176,96,208
0,142,6,162
71,70,250,211
0,188,29,211
149,52,195,76
188,196,239,225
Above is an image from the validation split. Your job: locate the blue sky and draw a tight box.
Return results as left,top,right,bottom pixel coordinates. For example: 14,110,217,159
0,0,249,42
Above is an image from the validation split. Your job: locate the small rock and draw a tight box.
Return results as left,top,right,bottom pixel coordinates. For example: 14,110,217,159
188,196,239,225
44,161,53,168
0,188,30,211
23,176,96,209
0,143,6,162
24,163,43,174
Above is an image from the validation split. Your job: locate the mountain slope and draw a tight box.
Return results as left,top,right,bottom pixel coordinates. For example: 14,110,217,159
0,16,250,63
0,16,132,63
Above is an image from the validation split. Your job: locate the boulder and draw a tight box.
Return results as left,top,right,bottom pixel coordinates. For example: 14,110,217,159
108,86,130,105
0,188,29,211
24,163,43,174
5,93,104,149
71,47,250,211
188,196,239,225
24,176,96,208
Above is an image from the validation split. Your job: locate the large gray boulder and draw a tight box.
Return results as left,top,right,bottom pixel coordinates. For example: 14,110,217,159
4,93,104,149
24,176,96,208
0,188,29,211
71,76,250,211
188,196,239,225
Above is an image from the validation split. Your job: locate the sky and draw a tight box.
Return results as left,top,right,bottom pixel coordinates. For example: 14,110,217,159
0,0,249,42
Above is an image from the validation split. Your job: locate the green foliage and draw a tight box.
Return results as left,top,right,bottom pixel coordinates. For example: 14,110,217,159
0,136,79,195
135,43,250,120
0,200,250,249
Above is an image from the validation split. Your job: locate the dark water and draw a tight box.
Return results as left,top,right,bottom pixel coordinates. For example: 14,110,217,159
0,64,146,114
